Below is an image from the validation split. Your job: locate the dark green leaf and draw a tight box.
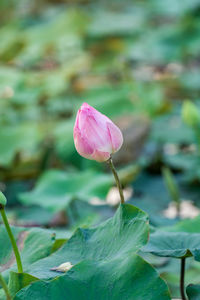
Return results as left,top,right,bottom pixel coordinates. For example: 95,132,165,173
187,284,200,300
26,204,149,279
14,255,171,300
143,231,200,260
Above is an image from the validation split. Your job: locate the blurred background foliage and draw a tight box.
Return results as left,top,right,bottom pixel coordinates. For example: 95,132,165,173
1,0,200,298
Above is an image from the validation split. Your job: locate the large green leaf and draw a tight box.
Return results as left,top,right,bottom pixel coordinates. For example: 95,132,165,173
14,255,171,300
143,216,200,298
143,230,200,260
143,215,200,261
187,284,200,300
19,169,113,212
25,204,149,279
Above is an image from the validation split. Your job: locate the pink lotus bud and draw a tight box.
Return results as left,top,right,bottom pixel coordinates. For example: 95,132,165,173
73,103,123,162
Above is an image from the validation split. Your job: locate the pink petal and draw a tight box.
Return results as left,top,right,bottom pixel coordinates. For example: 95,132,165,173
107,122,123,153
81,102,91,109
92,149,110,162
74,128,94,159
80,110,112,152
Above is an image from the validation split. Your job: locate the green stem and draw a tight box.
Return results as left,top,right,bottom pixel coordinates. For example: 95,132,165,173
0,273,11,300
180,257,187,300
0,205,23,273
107,157,125,204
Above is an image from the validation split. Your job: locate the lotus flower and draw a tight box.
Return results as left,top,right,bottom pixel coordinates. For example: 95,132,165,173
73,103,123,162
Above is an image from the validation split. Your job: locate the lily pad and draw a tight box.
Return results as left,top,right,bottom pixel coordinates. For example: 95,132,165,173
19,170,113,212
14,255,171,300
143,230,200,260
187,284,200,300
25,204,149,279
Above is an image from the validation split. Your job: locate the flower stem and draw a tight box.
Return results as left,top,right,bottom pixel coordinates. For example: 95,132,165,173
0,273,11,300
180,257,187,300
0,205,23,273
107,157,125,204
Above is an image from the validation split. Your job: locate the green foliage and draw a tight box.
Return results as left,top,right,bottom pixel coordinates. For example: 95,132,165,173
144,216,200,298
151,105,195,145
2,0,200,298
187,284,200,300
143,214,200,261
0,204,172,300
19,170,113,212
0,225,64,280
182,101,200,128
7,272,38,298
7,203,169,300
143,230,200,260
25,204,149,279
0,271,38,300
0,124,42,167
164,215,200,233
14,256,170,300
0,225,23,266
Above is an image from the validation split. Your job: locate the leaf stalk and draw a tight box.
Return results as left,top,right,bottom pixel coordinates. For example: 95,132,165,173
180,257,187,300
0,273,11,300
107,157,125,204
0,205,23,273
